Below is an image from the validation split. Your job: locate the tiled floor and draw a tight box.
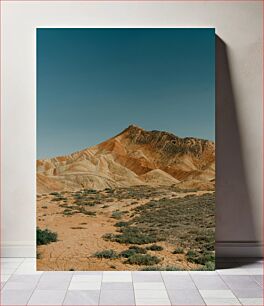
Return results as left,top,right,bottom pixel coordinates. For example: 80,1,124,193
0,258,263,305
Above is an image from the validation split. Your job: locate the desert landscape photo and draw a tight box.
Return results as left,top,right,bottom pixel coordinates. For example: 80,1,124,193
37,28,215,270
37,125,215,271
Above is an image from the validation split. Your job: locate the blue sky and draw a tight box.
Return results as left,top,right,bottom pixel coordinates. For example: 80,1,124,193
37,28,215,159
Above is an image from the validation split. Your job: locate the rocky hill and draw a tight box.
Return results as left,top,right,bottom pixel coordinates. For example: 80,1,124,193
37,125,215,193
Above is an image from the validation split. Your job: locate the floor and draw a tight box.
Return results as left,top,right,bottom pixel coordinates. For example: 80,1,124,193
0,258,263,305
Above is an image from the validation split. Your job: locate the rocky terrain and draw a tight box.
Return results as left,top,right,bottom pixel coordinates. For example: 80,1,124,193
37,125,215,193
37,126,215,271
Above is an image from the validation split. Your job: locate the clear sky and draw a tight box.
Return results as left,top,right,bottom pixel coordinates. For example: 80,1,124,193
37,28,215,159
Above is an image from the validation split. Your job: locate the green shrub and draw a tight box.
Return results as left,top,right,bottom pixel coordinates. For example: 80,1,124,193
202,252,215,264
186,250,199,263
173,247,184,254
83,201,96,207
73,194,82,200
119,246,146,258
146,244,163,251
83,189,97,194
125,254,160,266
102,233,115,241
114,227,158,245
63,209,73,216
50,192,60,196
128,246,147,253
186,250,215,265
115,221,129,227
75,201,95,207
87,202,96,206
37,228,57,245
202,243,215,252
51,197,66,201
120,249,138,258
111,211,123,220
94,249,119,259
202,261,215,271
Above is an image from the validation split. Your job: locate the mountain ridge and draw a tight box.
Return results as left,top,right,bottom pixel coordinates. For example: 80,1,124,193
37,125,215,193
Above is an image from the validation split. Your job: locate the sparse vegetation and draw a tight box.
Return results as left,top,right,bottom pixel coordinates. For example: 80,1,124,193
119,246,146,258
94,249,119,259
62,206,96,217
83,189,97,194
104,188,114,193
109,226,159,245
50,192,60,196
38,186,215,271
130,193,215,252
201,261,215,271
111,210,123,220
128,246,147,253
75,201,96,207
146,244,163,251
125,254,161,265
186,249,215,269
102,233,115,240
51,197,66,202
37,228,58,245
173,247,184,254
63,209,73,216
115,221,130,227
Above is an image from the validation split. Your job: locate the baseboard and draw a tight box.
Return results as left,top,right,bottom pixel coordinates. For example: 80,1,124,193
1,241,263,258
1,242,36,257
216,241,263,258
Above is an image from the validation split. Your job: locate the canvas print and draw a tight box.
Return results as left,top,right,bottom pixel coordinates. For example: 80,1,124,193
37,28,215,271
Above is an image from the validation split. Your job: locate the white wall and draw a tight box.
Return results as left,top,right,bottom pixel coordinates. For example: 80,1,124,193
1,1,263,257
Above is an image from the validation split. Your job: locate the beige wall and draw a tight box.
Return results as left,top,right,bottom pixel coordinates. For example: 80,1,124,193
1,1,263,257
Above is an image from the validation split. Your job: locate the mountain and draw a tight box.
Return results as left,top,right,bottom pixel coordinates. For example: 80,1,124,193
37,125,215,193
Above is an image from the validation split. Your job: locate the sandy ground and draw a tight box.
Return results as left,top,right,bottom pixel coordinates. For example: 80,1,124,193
37,189,210,271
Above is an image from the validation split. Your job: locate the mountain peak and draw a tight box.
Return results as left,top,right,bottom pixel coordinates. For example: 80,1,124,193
37,124,215,193
118,124,144,136
126,124,143,131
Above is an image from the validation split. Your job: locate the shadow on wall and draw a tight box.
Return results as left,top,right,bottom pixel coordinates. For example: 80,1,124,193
215,36,260,267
